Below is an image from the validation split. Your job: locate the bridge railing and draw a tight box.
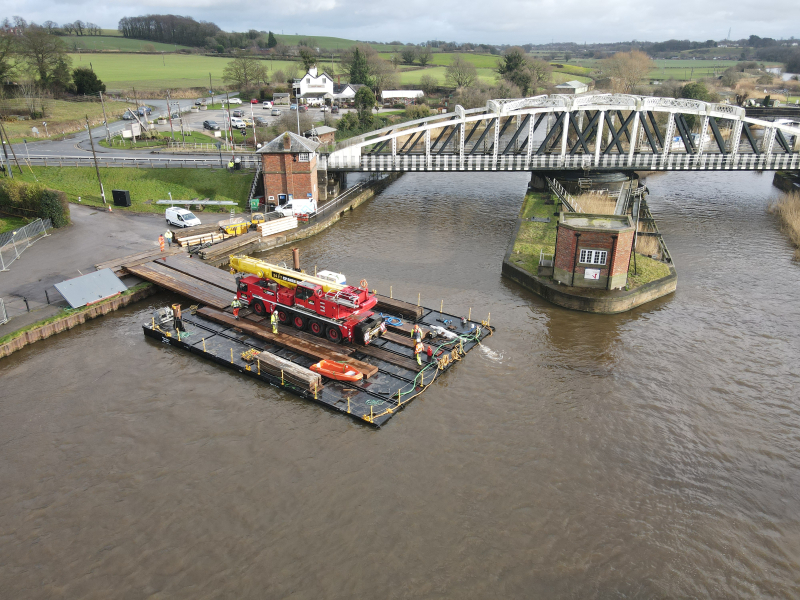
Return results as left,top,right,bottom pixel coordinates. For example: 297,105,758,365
23,155,261,170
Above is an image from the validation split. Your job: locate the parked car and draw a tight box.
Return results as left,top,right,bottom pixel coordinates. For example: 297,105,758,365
232,109,244,117
250,98,259,104
319,106,329,112
165,207,201,228
122,111,135,120
194,99,207,106
331,105,339,114
203,120,220,130
290,104,298,111
255,116,269,126
229,116,246,129
136,107,152,116
170,112,180,119
227,97,242,105
271,108,282,116
298,105,307,113
262,101,273,109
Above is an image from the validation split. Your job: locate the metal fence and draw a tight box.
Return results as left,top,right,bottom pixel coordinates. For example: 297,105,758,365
0,298,7,325
295,175,388,230
0,218,52,272
24,155,261,170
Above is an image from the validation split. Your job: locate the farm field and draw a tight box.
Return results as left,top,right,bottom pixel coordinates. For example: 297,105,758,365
378,52,500,68
68,54,300,91
62,35,191,52
275,34,413,53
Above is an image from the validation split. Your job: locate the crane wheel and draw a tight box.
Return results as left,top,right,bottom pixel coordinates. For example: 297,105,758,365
326,325,342,344
277,310,289,324
252,300,266,315
309,320,325,337
293,315,307,331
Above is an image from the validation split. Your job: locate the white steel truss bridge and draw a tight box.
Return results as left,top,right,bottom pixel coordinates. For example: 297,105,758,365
320,94,800,173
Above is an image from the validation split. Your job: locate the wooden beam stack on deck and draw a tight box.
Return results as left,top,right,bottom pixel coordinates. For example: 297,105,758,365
375,294,424,321
256,352,322,392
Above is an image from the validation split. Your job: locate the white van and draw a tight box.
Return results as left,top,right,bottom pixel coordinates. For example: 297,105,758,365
165,207,202,228
278,198,317,218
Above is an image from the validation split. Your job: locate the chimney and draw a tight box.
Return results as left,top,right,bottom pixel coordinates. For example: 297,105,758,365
283,133,291,151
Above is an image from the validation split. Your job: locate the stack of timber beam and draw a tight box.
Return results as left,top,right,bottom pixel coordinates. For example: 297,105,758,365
375,294,424,321
197,307,378,378
177,230,230,247
258,217,298,237
171,224,219,241
256,351,322,392
200,231,261,261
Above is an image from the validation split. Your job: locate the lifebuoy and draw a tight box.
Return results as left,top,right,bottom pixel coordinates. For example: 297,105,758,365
359,279,368,289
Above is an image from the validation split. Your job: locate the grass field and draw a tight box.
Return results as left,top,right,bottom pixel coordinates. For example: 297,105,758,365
275,34,420,53
69,54,301,91
14,168,254,212
101,130,219,149
1,97,133,142
0,214,30,235
63,35,191,53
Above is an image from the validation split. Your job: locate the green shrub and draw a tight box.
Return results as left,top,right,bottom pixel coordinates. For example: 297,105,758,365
0,179,70,227
405,104,431,120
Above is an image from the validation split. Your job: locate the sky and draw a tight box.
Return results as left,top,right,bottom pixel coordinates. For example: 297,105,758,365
3,0,799,45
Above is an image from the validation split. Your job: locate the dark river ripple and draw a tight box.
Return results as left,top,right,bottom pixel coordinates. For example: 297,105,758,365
1,170,799,598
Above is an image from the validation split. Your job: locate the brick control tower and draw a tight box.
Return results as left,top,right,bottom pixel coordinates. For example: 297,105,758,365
257,132,320,207
553,213,635,290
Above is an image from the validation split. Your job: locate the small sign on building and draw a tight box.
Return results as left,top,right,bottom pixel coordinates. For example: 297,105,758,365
585,268,600,280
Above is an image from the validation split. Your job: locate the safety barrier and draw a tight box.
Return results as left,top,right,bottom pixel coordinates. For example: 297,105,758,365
0,218,52,272
545,177,581,213
23,155,260,170
0,298,7,325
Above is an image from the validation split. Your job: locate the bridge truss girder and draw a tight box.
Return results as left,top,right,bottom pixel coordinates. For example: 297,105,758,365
322,94,800,172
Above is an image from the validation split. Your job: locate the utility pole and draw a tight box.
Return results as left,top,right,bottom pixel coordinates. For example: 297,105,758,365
99,90,111,142
0,121,23,174
209,73,213,102
250,99,257,147
166,90,175,140
86,116,106,205
0,129,12,179
225,90,234,152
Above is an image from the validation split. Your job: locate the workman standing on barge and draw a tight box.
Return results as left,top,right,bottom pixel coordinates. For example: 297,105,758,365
410,323,423,343
414,342,425,366
270,310,278,334
164,229,173,248
231,297,241,320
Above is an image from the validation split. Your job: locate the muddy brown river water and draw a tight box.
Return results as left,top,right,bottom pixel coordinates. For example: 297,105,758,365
1,171,799,598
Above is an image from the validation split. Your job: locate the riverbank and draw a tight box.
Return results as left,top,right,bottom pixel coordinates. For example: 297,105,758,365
502,191,676,313
768,191,800,260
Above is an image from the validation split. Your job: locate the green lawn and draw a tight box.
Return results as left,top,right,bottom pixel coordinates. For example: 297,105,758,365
2,97,132,143
275,34,420,53
100,130,219,149
14,168,253,212
627,254,672,288
69,54,300,91
380,52,500,69
63,35,192,52
0,215,30,235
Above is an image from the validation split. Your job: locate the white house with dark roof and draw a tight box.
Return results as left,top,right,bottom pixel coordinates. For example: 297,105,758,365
292,66,334,100
333,83,365,103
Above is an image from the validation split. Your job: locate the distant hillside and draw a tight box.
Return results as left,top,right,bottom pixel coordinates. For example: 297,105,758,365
274,34,410,52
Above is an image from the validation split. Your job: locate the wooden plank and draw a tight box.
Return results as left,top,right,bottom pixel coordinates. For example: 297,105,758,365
155,255,238,294
355,344,422,373
380,330,417,348
95,246,182,272
375,294,423,320
197,307,378,378
145,262,233,305
243,314,354,355
171,223,220,240
384,320,432,338
126,264,232,310
200,231,261,259
256,352,321,391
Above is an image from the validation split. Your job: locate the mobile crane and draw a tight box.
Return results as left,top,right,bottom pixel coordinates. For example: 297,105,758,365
229,255,385,345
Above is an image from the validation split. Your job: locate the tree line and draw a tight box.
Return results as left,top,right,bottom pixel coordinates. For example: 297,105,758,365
0,21,107,98
2,16,102,37
118,14,220,47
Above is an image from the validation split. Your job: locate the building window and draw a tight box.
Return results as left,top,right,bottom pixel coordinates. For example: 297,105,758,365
298,153,310,162
322,77,327,84
579,249,607,265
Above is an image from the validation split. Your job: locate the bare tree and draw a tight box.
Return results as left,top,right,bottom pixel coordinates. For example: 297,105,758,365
367,54,398,93
400,47,417,64
419,74,438,96
0,31,16,83
417,45,432,66
222,52,263,89
42,21,58,34
601,50,653,94
73,20,85,36
17,26,71,86
445,55,477,88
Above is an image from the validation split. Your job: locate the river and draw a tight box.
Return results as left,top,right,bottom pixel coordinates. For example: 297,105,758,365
1,171,798,598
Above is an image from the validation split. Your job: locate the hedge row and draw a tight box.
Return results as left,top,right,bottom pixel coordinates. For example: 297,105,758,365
0,179,70,228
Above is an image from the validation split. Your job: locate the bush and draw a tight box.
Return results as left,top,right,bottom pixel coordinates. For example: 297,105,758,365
405,104,431,120
0,179,70,227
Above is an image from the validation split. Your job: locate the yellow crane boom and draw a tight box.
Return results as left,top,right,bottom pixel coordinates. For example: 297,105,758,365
230,255,346,293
